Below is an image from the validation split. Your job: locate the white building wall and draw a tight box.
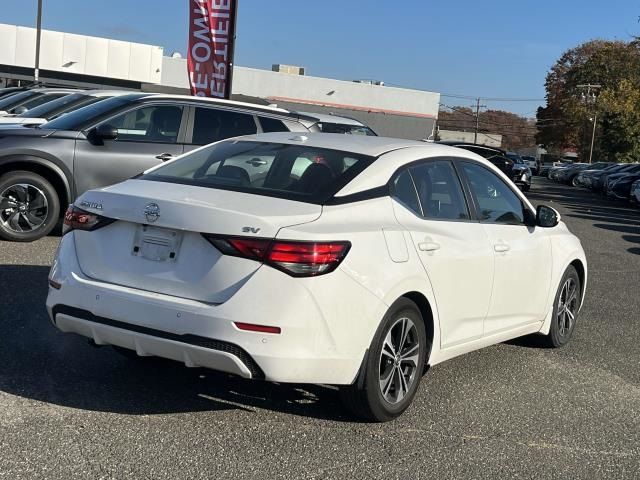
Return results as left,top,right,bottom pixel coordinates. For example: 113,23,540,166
161,57,440,119
0,23,163,83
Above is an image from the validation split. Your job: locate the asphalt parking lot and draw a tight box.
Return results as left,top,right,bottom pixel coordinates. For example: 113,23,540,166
1,178,639,479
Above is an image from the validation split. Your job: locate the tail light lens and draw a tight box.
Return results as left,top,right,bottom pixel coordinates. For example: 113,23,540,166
63,205,114,235
204,236,350,277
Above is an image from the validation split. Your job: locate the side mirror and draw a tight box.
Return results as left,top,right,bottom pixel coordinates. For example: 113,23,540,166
87,124,118,145
536,205,560,228
95,124,118,140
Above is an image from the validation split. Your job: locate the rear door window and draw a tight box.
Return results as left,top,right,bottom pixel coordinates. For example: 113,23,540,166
258,117,289,133
141,141,374,204
409,161,470,221
192,107,258,145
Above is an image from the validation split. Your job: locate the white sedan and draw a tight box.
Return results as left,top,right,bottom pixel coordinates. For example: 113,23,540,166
46,133,587,422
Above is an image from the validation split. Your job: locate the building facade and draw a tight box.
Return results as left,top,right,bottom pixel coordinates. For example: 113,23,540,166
0,23,440,140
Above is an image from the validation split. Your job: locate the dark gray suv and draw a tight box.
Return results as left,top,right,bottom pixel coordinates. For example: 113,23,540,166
0,93,373,241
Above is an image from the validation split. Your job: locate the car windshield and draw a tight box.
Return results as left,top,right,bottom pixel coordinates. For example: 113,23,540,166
16,93,94,119
317,122,377,136
0,91,37,110
140,140,375,204
42,96,132,131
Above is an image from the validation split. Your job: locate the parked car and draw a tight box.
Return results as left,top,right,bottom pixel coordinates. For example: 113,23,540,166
0,90,128,126
0,93,377,242
521,155,539,175
573,163,616,188
588,164,632,192
438,142,531,191
0,87,78,116
46,132,587,422
599,164,640,195
547,163,573,181
630,179,640,205
0,86,30,101
556,163,607,185
607,172,640,200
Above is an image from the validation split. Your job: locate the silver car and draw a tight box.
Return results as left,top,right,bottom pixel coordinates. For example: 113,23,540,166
0,93,375,242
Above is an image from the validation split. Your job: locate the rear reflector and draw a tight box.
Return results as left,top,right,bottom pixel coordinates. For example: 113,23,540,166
204,236,350,277
234,322,281,334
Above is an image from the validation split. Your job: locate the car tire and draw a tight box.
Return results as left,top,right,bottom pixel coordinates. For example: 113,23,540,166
571,177,580,187
542,266,581,348
0,170,60,242
339,298,427,422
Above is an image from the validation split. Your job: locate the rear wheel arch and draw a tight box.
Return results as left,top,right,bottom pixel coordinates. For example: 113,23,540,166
399,291,434,366
0,157,71,215
570,258,586,299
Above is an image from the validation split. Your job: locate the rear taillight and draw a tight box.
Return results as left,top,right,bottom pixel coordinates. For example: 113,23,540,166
204,236,350,277
62,205,114,235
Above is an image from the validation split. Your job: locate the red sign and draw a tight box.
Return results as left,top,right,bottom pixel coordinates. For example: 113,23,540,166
188,0,237,98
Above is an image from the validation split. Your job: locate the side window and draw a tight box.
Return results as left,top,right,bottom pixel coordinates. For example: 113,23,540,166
104,105,183,143
461,162,525,224
409,161,470,220
18,93,68,112
391,170,421,216
192,108,257,145
259,116,289,133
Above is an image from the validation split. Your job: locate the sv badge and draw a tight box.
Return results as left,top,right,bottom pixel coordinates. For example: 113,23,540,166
242,226,260,234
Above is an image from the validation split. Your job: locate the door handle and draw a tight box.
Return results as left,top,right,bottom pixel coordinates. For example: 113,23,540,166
418,241,441,252
155,153,174,162
494,243,510,253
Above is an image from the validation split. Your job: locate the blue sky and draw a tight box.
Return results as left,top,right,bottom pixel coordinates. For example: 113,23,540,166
2,0,638,116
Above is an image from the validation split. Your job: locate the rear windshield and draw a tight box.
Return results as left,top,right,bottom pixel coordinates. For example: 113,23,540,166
140,141,375,204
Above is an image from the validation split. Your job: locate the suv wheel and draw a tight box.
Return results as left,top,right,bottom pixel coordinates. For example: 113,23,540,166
0,171,60,242
340,298,427,422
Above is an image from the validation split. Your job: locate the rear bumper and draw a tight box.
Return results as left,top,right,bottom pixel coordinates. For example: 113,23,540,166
46,233,386,385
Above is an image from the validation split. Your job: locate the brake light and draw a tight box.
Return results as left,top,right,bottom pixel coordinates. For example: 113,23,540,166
203,236,350,277
62,205,114,235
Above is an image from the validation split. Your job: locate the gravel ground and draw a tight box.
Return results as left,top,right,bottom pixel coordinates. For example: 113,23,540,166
0,178,638,479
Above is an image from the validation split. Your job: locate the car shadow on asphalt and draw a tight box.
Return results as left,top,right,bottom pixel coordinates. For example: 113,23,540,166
0,264,356,422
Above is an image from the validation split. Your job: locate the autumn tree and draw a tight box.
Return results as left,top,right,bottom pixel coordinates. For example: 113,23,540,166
536,40,640,162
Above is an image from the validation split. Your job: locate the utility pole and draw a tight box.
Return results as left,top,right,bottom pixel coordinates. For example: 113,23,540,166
34,0,43,84
473,97,486,144
577,84,601,164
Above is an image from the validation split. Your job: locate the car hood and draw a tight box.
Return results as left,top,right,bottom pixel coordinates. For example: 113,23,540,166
0,125,77,140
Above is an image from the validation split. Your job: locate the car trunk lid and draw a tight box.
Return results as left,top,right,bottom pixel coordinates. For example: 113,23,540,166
73,179,322,303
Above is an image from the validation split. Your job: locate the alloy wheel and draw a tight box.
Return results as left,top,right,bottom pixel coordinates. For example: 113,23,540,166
378,317,420,404
556,277,578,338
0,183,49,234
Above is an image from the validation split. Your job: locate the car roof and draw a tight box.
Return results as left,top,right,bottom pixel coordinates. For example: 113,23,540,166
133,93,299,116
27,87,82,94
82,89,134,98
294,111,365,126
436,141,508,156
235,132,426,156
